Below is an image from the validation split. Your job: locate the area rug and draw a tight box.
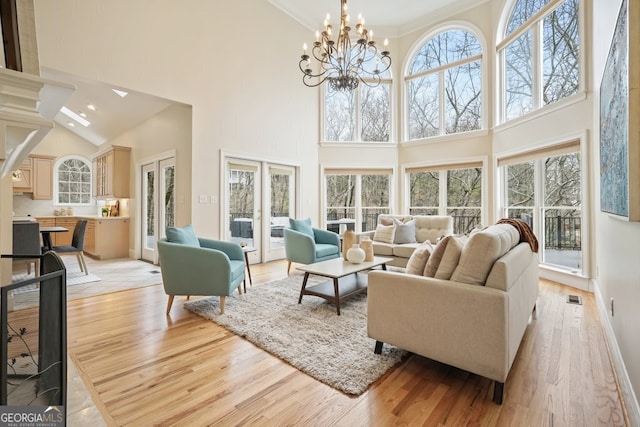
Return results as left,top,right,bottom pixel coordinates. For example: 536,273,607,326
184,274,407,395
10,271,101,294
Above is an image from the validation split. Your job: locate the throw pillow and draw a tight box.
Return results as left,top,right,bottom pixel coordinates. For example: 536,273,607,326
434,235,467,280
423,235,451,277
393,218,417,244
166,224,200,247
405,242,433,275
289,217,314,237
373,224,396,244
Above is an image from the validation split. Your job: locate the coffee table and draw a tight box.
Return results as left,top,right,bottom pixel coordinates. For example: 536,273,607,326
296,256,393,315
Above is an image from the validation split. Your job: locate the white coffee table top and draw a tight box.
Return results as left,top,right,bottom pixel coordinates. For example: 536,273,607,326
296,256,392,279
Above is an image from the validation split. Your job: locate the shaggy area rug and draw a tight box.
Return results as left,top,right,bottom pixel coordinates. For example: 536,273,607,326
184,274,407,395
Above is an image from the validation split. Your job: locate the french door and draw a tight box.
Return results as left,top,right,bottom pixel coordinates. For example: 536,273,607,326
141,157,175,263
224,158,297,264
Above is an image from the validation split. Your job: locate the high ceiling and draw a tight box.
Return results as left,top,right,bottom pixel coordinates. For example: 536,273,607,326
41,68,175,147
42,0,484,147
268,0,487,37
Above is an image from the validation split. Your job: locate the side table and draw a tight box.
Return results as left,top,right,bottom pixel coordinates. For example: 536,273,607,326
241,246,257,292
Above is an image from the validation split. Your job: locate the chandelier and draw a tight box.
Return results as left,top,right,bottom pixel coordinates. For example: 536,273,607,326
299,0,391,91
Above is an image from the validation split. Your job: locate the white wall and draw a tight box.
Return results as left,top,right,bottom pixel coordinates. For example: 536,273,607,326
105,103,192,254
591,0,640,415
33,0,319,238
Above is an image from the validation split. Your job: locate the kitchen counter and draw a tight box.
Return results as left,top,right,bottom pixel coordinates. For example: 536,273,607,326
34,215,129,220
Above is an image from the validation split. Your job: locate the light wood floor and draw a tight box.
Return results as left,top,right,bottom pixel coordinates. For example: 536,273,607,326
63,260,627,426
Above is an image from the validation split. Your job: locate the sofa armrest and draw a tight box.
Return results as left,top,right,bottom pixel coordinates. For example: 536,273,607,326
313,227,340,247
367,270,510,382
199,238,243,261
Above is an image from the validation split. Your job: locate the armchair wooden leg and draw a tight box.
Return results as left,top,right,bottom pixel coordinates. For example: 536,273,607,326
287,261,292,275
166,295,175,315
493,381,504,404
220,296,226,314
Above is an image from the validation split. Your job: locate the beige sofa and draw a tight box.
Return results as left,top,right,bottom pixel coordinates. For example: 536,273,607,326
367,223,539,404
358,214,454,268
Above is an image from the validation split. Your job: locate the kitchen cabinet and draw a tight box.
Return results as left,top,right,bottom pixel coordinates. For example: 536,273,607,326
36,217,129,259
32,155,55,200
83,218,129,259
13,155,55,199
92,146,131,198
12,157,33,192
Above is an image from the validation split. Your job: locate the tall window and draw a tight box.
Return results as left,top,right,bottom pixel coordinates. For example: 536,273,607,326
324,170,392,232
407,164,483,234
501,142,582,272
324,58,391,143
406,29,483,140
499,0,580,122
55,157,92,205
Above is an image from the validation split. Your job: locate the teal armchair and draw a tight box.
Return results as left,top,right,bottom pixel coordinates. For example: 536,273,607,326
157,236,245,314
284,227,340,274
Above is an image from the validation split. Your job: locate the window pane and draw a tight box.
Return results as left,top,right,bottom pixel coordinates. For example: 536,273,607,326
544,208,581,271
409,171,439,209
544,153,581,206
57,158,91,205
505,30,533,120
506,208,534,227
408,74,439,139
447,208,482,234
361,175,390,232
543,0,579,105
409,30,482,74
361,83,390,142
445,60,482,133
506,0,553,35
324,85,355,141
447,168,482,207
507,162,534,207
326,175,356,227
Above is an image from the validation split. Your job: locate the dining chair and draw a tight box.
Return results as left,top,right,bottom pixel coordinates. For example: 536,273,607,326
12,221,42,276
52,219,89,275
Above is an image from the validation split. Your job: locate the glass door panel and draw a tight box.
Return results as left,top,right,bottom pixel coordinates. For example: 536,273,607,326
265,164,295,261
141,163,156,262
227,160,261,262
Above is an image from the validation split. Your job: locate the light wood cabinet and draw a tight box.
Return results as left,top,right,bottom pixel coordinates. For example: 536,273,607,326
12,157,33,192
93,146,131,198
83,218,129,259
32,155,55,200
13,155,55,200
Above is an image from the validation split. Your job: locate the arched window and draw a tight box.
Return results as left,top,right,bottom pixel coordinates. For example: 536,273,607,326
499,0,580,123
55,156,92,205
406,28,483,140
323,55,392,143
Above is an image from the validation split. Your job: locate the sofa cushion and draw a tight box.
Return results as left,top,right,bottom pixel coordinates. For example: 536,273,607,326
414,215,454,244
434,235,467,280
392,243,421,258
316,243,340,258
405,242,433,275
378,214,412,226
424,235,461,277
373,224,396,244
451,223,520,286
393,218,417,244
372,241,394,256
166,225,200,247
289,217,314,237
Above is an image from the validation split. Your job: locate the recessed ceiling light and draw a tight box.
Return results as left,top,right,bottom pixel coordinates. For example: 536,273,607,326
68,122,75,127
87,104,96,111
112,89,128,98
79,112,87,118
61,106,91,127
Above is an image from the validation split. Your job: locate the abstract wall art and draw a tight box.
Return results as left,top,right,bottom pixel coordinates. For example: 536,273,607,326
600,0,640,221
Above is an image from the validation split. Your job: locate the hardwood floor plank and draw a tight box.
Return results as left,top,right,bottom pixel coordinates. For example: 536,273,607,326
58,261,627,426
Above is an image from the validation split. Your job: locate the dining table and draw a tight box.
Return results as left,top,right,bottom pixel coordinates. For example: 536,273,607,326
40,226,69,252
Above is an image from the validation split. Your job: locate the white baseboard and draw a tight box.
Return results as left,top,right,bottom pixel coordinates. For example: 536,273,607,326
594,281,640,426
